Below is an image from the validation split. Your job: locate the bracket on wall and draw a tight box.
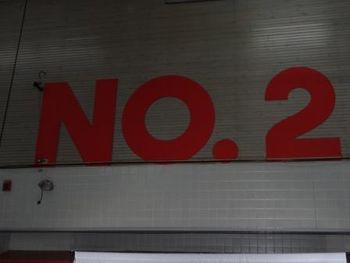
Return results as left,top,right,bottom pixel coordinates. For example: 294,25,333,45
37,179,54,205
33,71,47,92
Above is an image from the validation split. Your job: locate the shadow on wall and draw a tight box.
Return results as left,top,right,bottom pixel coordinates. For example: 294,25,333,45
0,234,10,253
5,232,350,254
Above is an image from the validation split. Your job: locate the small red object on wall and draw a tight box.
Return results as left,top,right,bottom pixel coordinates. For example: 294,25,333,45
2,180,12,192
0,251,74,263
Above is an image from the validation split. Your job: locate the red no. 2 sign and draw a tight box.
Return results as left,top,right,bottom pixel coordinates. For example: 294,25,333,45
34,67,343,165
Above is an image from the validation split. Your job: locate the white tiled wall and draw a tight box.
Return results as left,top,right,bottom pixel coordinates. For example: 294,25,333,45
1,161,350,231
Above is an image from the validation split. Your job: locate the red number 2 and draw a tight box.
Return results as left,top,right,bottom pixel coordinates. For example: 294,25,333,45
265,67,342,160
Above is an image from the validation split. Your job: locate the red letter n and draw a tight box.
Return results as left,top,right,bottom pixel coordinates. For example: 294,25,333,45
35,80,118,166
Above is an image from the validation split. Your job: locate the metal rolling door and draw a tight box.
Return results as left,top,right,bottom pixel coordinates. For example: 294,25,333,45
0,0,350,166
0,0,27,155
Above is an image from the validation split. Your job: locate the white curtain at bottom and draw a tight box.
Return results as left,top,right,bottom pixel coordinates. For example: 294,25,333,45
75,252,346,263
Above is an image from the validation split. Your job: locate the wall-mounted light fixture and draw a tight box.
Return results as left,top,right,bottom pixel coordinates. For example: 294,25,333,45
37,179,54,205
33,71,47,92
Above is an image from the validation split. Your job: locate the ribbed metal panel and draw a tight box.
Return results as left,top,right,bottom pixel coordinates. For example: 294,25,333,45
5,232,350,253
1,0,350,165
0,0,25,151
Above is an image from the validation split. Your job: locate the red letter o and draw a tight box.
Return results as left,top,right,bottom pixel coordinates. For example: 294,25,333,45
122,75,215,161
